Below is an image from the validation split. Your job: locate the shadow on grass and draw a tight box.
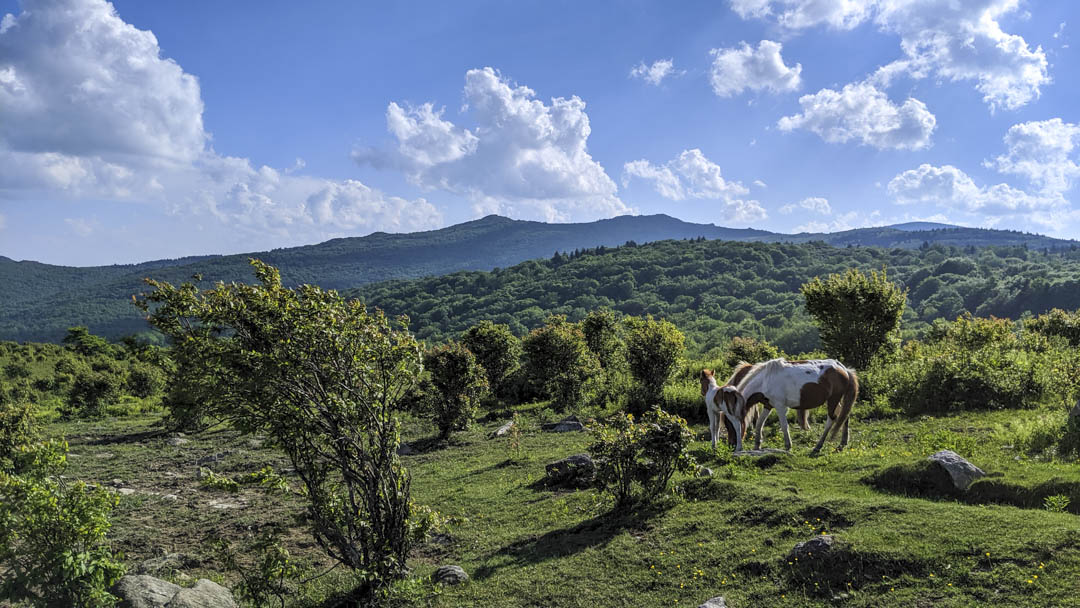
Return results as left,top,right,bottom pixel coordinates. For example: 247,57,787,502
471,501,673,581
83,428,166,445
866,461,1080,515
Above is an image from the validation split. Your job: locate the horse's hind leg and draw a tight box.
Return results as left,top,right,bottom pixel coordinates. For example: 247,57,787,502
752,407,771,450
840,419,850,448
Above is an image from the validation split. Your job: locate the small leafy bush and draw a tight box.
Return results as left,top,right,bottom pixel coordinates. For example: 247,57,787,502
216,534,304,608
1044,494,1071,513
522,316,599,412
424,342,489,439
199,467,240,492
722,336,782,368
0,440,125,607
589,408,695,507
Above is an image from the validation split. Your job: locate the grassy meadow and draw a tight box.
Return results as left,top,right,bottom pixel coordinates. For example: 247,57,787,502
44,387,1080,607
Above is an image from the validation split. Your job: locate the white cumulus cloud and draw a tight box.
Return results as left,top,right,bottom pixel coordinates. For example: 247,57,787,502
778,81,936,149
991,118,1080,195
0,0,442,247
630,59,680,85
358,67,630,223
731,0,1050,112
887,163,1058,215
709,40,802,97
780,197,832,214
622,149,766,222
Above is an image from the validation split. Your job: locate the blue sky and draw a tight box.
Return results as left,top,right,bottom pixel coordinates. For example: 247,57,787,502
0,0,1077,265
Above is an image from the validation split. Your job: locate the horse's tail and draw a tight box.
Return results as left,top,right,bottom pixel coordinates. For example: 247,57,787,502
828,367,858,440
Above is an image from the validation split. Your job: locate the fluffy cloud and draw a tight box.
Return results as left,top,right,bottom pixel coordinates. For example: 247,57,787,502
780,196,831,214
991,118,1080,195
359,67,630,222
778,81,936,149
708,40,802,97
630,59,680,85
731,0,1050,111
0,0,441,244
622,149,766,222
887,163,1057,214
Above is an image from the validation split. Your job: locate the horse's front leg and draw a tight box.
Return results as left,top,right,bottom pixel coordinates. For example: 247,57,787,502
777,407,792,451
707,408,718,449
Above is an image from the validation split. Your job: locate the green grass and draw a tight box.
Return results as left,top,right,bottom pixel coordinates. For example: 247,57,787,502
47,403,1080,607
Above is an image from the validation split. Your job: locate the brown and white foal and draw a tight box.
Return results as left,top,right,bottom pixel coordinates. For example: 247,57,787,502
700,368,752,452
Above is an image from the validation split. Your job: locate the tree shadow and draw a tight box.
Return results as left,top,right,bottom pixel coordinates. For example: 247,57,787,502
471,501,673,581
82,429,165,446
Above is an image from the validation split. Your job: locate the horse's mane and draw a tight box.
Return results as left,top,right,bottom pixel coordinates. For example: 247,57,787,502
735,357,787,390
723,361,753,386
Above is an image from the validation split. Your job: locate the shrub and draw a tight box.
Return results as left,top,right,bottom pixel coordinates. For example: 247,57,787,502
460,321,520,399
125,361,165,399
801,267,906,369
139,260,425,602
63,368,124,419
1044,494,1071,513
522,316,599,412
1024,308,1080,347
215,534,303,608
589,408,695,507
581,309,629,409
624,316,685,415
0,391,35,473
722,336,782,368
424,342,489,439
1060,415,1080,461
0,440,125,607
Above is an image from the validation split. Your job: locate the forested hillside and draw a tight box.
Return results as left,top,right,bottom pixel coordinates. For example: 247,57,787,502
354,239,1080,353
2,214,1075,343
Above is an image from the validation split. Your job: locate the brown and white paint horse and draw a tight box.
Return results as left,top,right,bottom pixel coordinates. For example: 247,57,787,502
700,364,758,451
734,358,858,455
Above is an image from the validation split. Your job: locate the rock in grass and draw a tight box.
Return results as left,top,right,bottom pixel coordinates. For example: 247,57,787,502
697,467,714,477
396,442,417,455
928,449,985,492
541,415,584,432
111,574,181,608
165,579,237,608
698,597,727,608
432,565,469,585
166,436,188,447
544,453,596,488
490,420,516,438
788,534,837,561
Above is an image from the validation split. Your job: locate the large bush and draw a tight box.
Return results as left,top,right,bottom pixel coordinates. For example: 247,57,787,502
589,408,695,507
581,309,629,409
139,260,429,602
522,316,599,412
624,316,685,414
424,342,489,439
460,321,520,399
802,268,906,369
722,336,782,368
1024,308,1080,347
874,315,1070,414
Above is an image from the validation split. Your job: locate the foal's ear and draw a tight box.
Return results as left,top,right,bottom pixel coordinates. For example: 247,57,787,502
701,369,713,379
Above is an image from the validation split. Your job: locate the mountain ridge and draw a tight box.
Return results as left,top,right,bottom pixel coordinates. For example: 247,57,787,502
1,213,1076,342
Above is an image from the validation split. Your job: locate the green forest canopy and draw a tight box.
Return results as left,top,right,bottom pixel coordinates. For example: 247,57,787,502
352,239,1080,354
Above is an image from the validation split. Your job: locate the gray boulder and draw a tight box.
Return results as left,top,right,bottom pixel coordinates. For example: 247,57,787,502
544,453,596,489
542,415,585,433
928,449,985,492
166,579,237,608
432,564,469,585
396,442,417,456
698,597,727,608
788,534,837,561
111,575,181,608
490,420,516,438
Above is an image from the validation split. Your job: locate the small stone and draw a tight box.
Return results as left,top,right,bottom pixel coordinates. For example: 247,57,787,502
208,499,244,510
698,597,727,608
110,478,124,486
161,494,179,501
166,437,188,447
544,453,596,488
432,565,469,586
697,467,714,477
789,535,837,561
541,415,585,432
165,579,237,608
196,451,231,466
118,488,137,496
490,420,516,438
396,442,417,456
96,452,115,459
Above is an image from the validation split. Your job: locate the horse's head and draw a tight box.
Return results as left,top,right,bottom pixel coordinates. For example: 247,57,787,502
700,369,716,396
